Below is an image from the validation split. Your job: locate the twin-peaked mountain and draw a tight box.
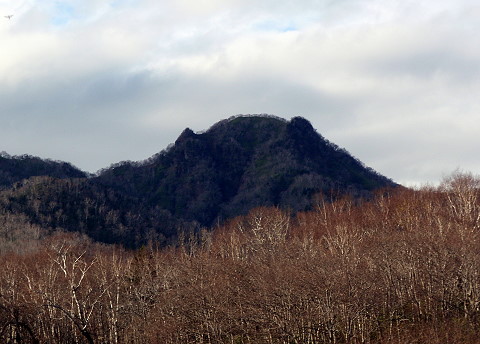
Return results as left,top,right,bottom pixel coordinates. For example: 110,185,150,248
0,116,396,248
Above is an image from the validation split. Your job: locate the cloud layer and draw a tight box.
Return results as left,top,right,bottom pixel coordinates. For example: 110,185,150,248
1,0,479,185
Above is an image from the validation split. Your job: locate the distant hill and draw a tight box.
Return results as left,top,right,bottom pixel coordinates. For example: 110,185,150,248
0,115,396,247
0,152,87,189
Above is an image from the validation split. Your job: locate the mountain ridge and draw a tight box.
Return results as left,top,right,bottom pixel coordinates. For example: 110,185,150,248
0,151,88,189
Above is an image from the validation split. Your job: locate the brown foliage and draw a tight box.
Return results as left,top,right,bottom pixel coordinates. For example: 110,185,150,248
1,172,480,343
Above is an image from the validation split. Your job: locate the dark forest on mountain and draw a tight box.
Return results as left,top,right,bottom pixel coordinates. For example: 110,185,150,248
0,116,395,248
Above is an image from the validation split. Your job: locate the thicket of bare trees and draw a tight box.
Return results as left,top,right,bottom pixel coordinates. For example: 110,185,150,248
1,172,480,343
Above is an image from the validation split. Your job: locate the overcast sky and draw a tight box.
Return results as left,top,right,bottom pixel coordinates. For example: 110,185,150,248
0,0,478,186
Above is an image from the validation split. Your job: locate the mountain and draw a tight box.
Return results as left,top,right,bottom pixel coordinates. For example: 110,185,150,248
0,115,396,248
95,115,395,224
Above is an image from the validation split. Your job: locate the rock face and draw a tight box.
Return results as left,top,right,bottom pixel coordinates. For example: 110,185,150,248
0,115,396,247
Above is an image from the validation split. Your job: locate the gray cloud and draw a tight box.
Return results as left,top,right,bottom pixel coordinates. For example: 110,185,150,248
0,0,478,185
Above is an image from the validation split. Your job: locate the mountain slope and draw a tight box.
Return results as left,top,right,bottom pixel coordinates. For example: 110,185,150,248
0,115,396,248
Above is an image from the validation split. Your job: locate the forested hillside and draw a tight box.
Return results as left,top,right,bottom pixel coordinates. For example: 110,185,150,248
0,115,395,248
0,172,479,343
0,152,87,189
